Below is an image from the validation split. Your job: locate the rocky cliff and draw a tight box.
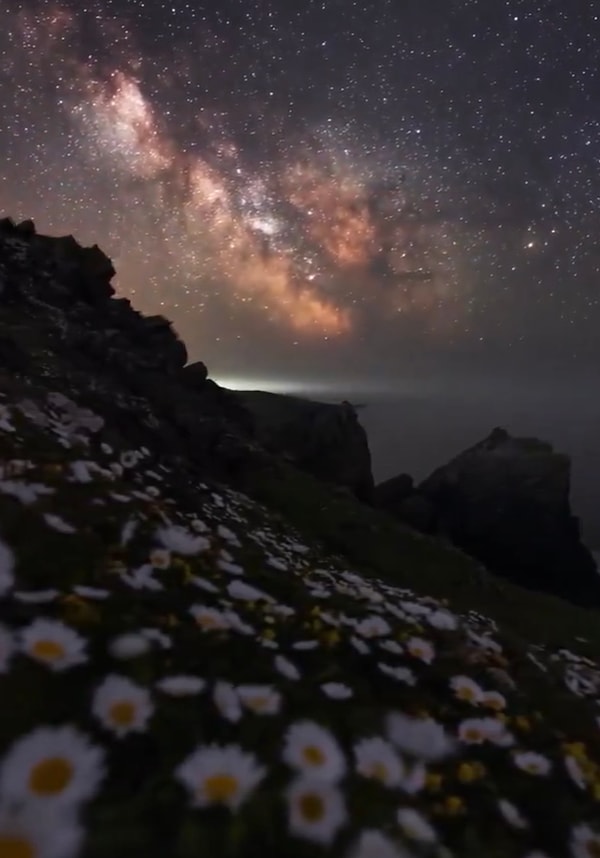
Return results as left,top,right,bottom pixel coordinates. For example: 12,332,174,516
238,391,374,502
375,428,600,607
1,219,600,858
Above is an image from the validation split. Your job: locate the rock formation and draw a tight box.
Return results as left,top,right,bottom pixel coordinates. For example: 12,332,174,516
376,427,600,606
239,390,375,502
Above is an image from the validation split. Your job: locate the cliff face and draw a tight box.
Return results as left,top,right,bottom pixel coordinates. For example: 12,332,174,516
239,391,375,502
1,220,600,858
375,428,600,607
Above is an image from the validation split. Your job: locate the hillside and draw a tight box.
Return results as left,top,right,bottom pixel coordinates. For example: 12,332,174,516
0,218,600,858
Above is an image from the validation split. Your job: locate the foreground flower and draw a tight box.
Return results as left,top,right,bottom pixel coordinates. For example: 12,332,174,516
347,830,415,858
0,725,105,810
0,802,83,858
156,675,206,696
458,717,513,747
387,713,455,761
213,681,243,723
406,637,435,664
570,823,600,858
283,721,346,782
397,808,437,843
19,618,87,672
108,632,151,660
321,682,353,700
513,751,552,776
286,777,347,845
355,615,392,639
498,798,528,829
176,744,264,810
92,675,153,737
354,737,405,787
237,684,282,715
450,675,483,704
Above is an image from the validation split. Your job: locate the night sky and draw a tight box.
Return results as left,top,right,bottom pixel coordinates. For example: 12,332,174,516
2,1,600,537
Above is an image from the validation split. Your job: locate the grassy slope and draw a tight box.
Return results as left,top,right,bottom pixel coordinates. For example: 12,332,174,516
0,383,600,858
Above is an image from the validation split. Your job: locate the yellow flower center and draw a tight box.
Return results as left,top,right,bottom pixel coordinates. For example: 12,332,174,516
204,773,239,803
303,745,326,766
0,837,35,858
247,696,269,711
464,728,483,742
299,793,325,822
31,640,65,662
484,697,504,711
457,687,476,701
109,700,137,726
29,757,73,795
369,762,389,782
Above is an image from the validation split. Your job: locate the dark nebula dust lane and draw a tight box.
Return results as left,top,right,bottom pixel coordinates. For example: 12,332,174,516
1,0,599,383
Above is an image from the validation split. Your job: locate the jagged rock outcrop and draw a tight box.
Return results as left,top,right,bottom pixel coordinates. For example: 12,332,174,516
0,217,260,484
238,390,375,502
376,427,600,606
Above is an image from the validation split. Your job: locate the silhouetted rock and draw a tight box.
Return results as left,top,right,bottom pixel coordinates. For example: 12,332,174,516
374,472,414,510
182,360,209,388
414,428,600,605
239,391,374,502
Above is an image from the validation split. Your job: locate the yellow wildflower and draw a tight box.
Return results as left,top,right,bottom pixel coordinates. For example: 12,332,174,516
322,630,341,647
457,761,486,783
444,796,465,815
426,773,443,792
514,716,531,732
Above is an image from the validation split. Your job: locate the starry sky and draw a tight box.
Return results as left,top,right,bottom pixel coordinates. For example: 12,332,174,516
2,0,599,390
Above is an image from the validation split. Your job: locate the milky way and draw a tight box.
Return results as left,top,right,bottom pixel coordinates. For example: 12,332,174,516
1,0,599,382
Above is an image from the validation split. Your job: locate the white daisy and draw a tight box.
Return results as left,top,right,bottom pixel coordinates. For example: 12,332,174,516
286,777,347,845
274,654,301,680
379,640,404,656
355,615,392,639
321,682,353,700
42,514,76,534
213,681,243,723
189,605,231,631
73,586,110,600
156,675,206,696
227,579,274,603
120,565,163,592
176,744,264,810
458,717,513,746
0,725,105,810
0,624,15,673
378,663,417,685
570,824,600,858
293,640,320,651
189,574,219,593
108,633,151,660
386,713,455,761
354,737,405,787
0,802,82,858
0,536,15,596
350,636,370,655
481,690,507,711
406,637,435,664
513,751,552,776
427,609,458,631
19,618,87,671
397,808,437,843
13,589,60,604
155,525,210,556
237,684,282,715
565,755,587,790
450,675,483,704
347,830,415,858
498,798,528,829
283,721,346,782
92,674,153,737
149,548,171,569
